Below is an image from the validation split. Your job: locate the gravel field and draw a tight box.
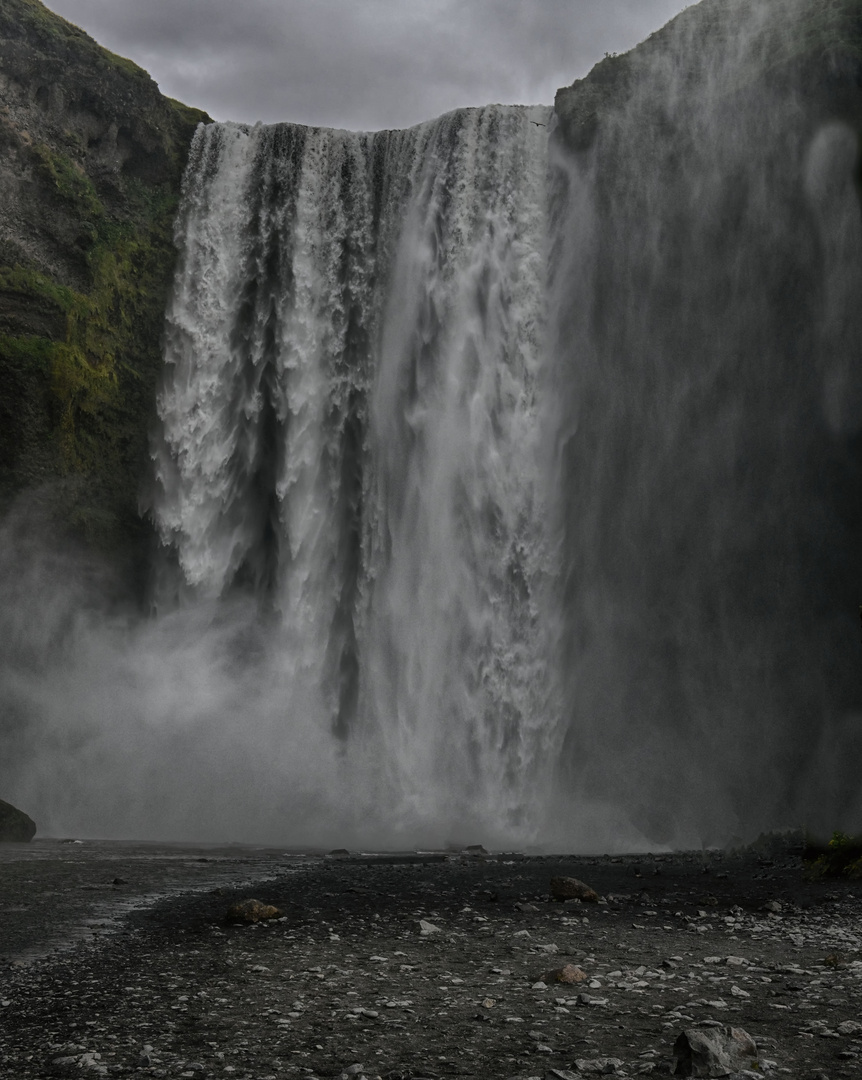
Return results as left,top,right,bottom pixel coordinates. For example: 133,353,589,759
1,839,861,1079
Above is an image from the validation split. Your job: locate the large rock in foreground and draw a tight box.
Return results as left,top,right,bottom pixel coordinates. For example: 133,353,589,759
0,798,36,841
673,1026,758,1077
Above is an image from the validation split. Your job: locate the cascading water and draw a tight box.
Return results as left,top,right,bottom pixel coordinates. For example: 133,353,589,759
151,106,562,845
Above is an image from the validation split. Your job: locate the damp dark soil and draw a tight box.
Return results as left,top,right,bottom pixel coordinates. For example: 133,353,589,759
1,840,861,1079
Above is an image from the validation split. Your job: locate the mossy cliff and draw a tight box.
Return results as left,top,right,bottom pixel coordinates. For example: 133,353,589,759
0,0,208,579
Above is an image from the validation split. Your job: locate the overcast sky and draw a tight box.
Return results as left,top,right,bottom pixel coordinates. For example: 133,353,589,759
46,0,692,131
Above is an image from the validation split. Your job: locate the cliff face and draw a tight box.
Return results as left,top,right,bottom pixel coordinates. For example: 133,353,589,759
547,0,862,841
555,0,862,151
0,0,208,580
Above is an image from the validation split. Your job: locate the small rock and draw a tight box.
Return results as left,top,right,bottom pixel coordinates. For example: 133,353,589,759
542,964,589,985
574,1058,623,1074
419,919,441,935
549,876,600,902
837,1020,862,1036
577,992,608,1006
225,899,282,924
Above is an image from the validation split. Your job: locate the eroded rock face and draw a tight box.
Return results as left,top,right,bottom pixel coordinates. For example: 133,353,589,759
0,798,36,841
0,0,208,558
0,1,203,287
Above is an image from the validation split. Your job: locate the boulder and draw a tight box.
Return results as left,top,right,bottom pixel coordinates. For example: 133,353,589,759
549,876,600,902
0,799,36,841
225,899,282,924
673,1025,758,1077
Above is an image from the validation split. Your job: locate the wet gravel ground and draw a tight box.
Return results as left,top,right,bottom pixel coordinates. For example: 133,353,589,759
0,839,311,962
1,841,861,1079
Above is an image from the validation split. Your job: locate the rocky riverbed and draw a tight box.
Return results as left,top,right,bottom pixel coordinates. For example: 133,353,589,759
1,840,860,1079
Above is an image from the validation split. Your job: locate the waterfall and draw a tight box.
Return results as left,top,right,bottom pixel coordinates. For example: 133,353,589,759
151,106,562,844
1,0,859,850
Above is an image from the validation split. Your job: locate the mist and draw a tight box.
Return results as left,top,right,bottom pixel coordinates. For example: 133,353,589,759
547,0,862,846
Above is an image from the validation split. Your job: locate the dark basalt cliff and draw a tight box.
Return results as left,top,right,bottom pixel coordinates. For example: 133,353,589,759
0,0,208,582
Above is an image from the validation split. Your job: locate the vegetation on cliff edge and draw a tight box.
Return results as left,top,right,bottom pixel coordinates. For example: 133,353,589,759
0,0,209,576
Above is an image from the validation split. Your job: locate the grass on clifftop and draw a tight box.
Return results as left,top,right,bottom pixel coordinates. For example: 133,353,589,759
0,0,152,83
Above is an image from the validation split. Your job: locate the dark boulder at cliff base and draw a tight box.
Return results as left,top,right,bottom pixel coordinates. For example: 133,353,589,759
0,799,36,841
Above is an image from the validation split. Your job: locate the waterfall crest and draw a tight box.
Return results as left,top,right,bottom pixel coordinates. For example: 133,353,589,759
152,105,561,843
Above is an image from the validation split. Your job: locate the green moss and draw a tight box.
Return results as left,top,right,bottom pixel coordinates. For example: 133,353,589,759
0,0,212,567
0,185,177,489
100,47,150,82
0,333,55,369
0,0,91,47
32,143,104,220
0,0,152,83
0,265,79,314
1,155,180,477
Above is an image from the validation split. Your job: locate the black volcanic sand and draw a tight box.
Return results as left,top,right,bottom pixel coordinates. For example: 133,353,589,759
1,841,861,1079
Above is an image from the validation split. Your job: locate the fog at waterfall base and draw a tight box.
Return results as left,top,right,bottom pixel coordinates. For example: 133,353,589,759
1,0,862,852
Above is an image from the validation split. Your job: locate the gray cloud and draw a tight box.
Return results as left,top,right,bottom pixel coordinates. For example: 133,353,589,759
46,0,690,129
